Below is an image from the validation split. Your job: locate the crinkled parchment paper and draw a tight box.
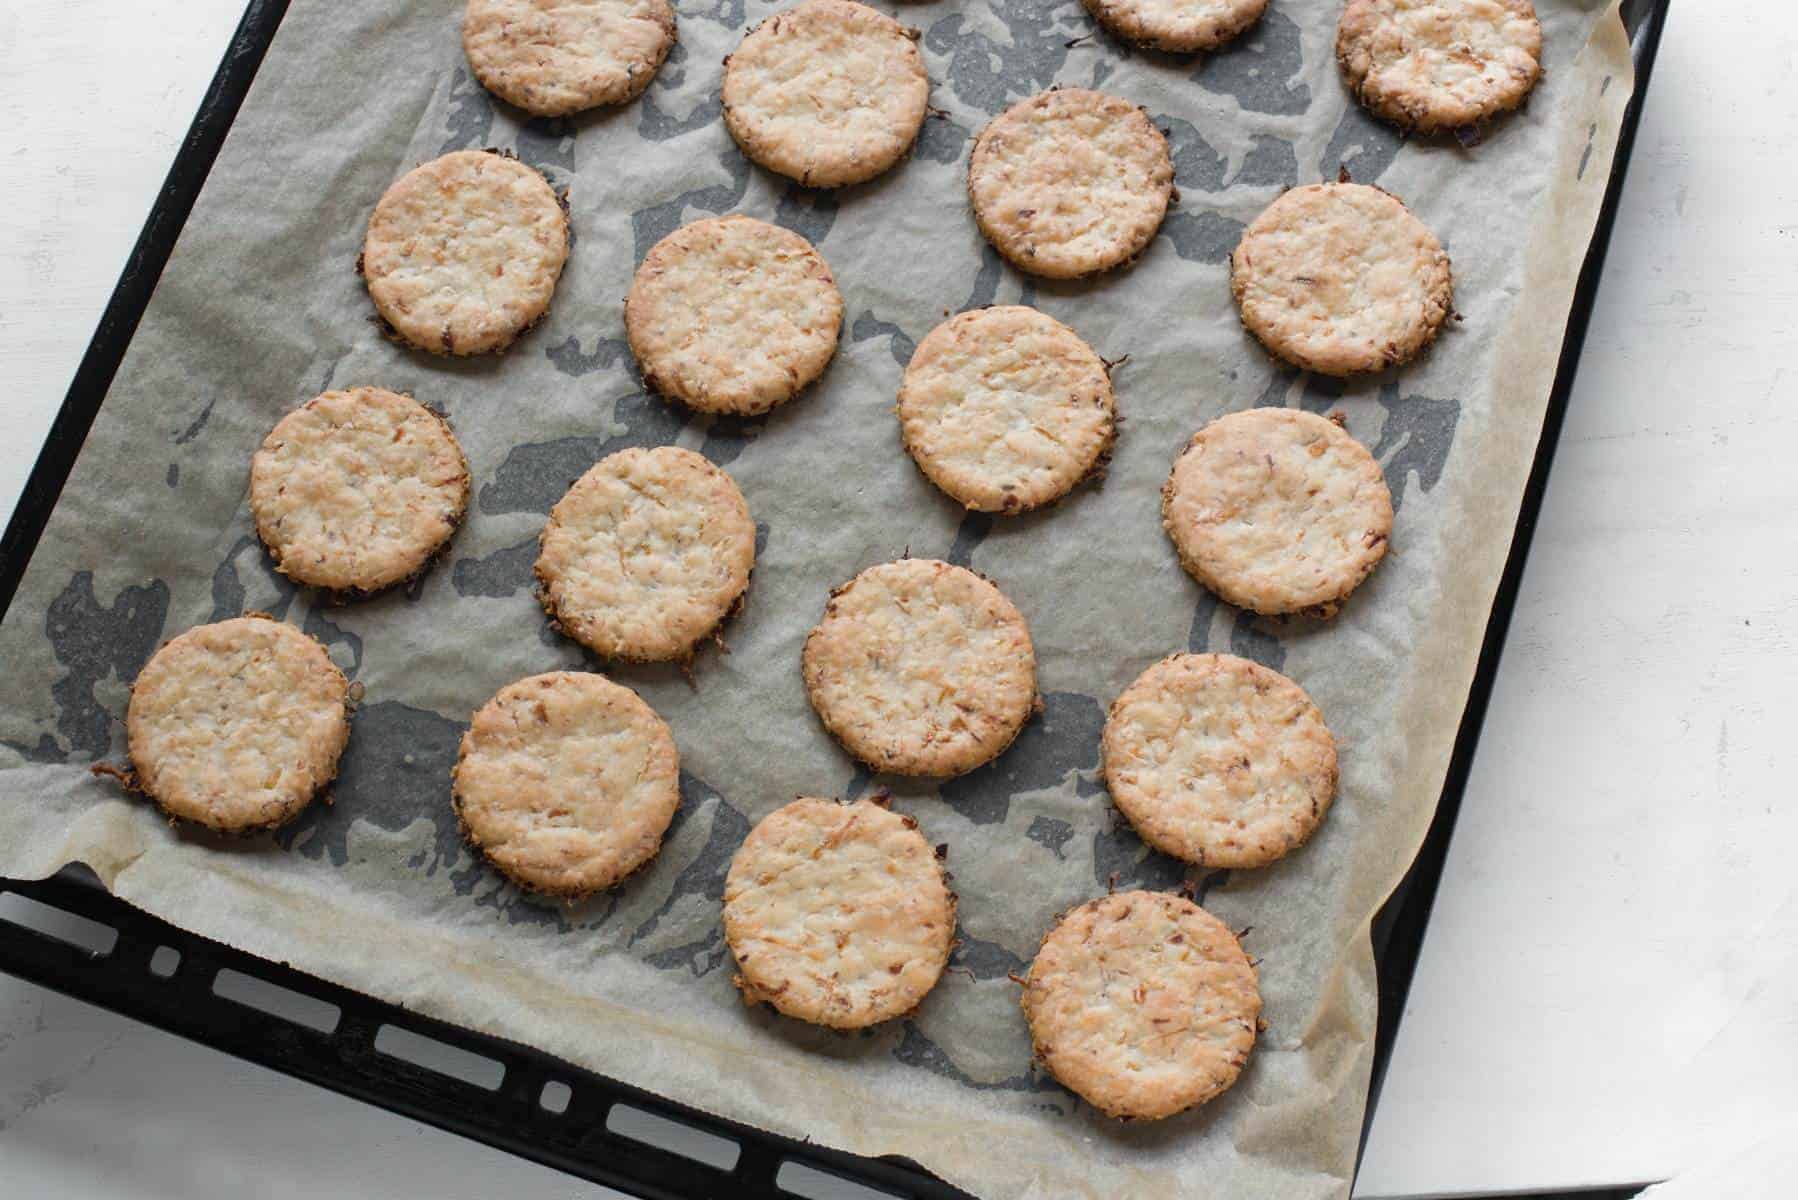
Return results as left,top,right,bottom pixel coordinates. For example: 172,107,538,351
0,1,1632,1195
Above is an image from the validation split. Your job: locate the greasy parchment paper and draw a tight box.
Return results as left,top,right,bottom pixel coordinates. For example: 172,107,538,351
0,2,1632,1195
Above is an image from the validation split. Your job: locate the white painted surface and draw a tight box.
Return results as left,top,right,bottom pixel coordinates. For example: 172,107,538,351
0,0,245,530
2,2,1793,1198
1356,4,1798,1196
1635,1118,1798,1200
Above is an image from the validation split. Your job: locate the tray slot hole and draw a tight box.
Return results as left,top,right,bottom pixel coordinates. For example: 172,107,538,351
374,1024,504,1091
149,945,181,977
777,1160,906,1199
0,891,118,956
539,1079,572,1114
213,968,340,1034
606,1103,740,1171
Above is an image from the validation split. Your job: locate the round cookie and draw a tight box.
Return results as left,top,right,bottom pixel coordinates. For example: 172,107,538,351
625,216,843,415
536,446,756,663
1082,0,1267,53
724,797,955,1028
801,559,1037,778
452,671,680,898
1230,182,1452,377
463,0,677,117
126,615,350,834
250,387,470,594
1338,0,1544,134
361,150,569,357
1162,408,1393,618
722,0,929,188
897,306,1116,514
968,88,1174,280
1021,891,1260,1120
1103,654,1337,869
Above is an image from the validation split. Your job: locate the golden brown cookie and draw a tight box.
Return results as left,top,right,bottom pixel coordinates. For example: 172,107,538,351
536,446,756,663
1021,891,1259,1120
722,0,929,188
968,88,1174,279
625,216,843,415
1338,0,1544,134
1231,182,1452,377
1103,653,1337,869
1082,0,1267,53
452,671,680,898
897,306,1116,514
249,387,470,594
463,0,677,116
1162,407,1393,618
361,150,569,357
801,559,1037,778
125,615,351,834
724,797,955,1028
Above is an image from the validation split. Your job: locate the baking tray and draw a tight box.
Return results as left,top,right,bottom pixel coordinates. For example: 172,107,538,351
0,0,1669,1196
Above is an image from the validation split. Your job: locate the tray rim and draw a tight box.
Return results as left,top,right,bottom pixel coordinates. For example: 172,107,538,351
0,0,1672,1196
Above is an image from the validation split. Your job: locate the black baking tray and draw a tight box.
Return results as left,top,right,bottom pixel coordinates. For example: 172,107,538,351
0,1,1669,1196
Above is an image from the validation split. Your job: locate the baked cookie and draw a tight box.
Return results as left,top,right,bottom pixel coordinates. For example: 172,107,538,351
625,216,843,415
361,150,569,356
1338,0,1544,134
1231,182,1452,377
463,0,677,117
1103,654,1337,869
1082,0,1268,53
249,387,470,594
724,797,955,1028
722,0,929,188
897,306,1116,514
968,88,1174,280
1021,891,1259,1120
801,559,1036,778
536,446,756,663
1162,408,1392,618
452,671,680,898
125,615,350,834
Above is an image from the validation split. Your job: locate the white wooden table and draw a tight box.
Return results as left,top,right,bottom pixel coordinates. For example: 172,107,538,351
4,2,1794,1197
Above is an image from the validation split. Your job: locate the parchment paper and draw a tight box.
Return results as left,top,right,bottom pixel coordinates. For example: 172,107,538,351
0,2,1633,1195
